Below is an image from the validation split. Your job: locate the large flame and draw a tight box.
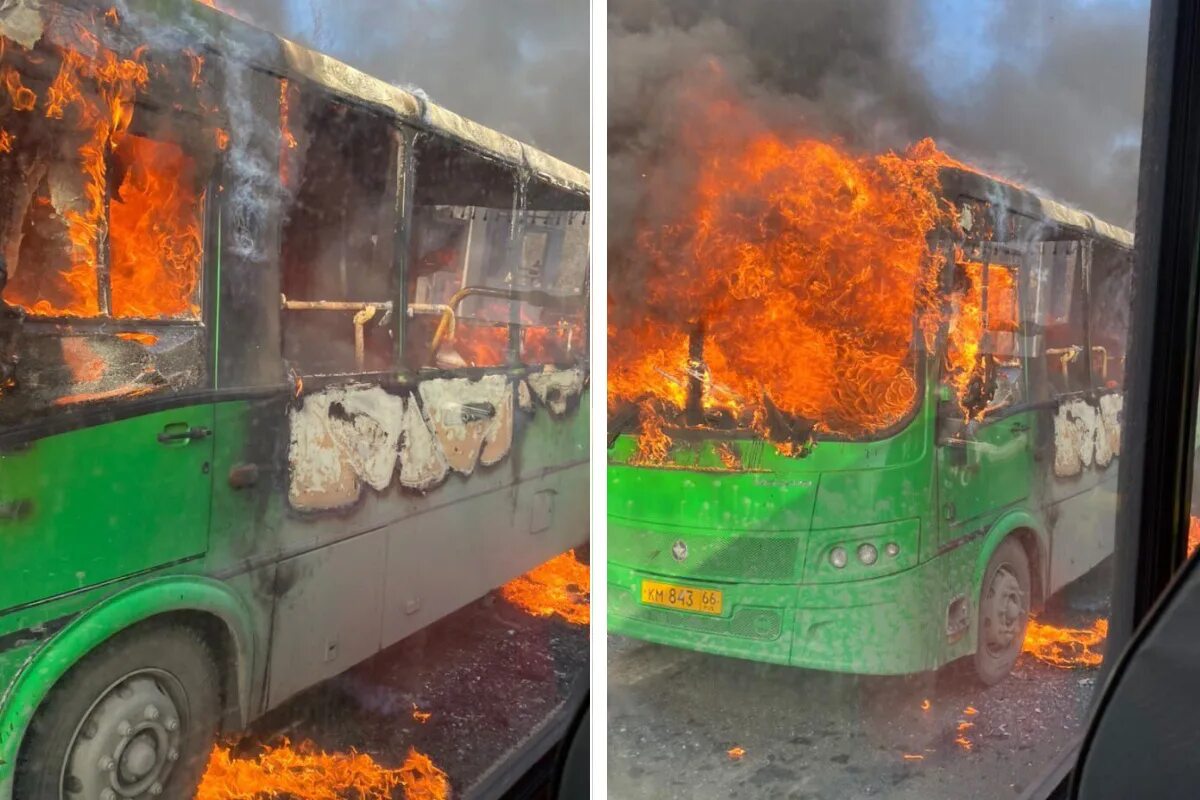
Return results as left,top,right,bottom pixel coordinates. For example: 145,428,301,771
499,549,590,625
197,740,448,800
945,260,1018,417
109,136,203,317
1,21,205,320
608,80,962,460
1022,617,1108,668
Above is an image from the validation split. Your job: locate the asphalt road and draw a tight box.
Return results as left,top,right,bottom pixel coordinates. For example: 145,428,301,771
608,574,1109,800
218,590,589,799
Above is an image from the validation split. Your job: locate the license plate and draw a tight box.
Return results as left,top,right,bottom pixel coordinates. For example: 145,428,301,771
640,579,723,616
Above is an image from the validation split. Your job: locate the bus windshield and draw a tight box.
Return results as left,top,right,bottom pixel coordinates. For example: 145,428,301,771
607,135,966,461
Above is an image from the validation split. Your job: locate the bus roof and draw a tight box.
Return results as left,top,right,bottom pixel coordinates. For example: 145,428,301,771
272,36,591,197
939,166,1134,249
24,0,589,198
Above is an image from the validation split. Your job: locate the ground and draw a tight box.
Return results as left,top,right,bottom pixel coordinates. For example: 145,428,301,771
608,570,1110,800
216,591,589,799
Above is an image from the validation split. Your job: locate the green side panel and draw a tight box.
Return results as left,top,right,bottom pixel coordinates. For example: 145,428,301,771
204,398,285,570
0,577,256,798
936,409,1036,549
0,406,214,612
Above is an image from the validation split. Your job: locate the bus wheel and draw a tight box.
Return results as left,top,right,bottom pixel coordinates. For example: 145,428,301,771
14,624,220,800
974,537,1031,686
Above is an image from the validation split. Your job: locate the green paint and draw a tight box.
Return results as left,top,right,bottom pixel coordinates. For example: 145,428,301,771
607,354,1072,675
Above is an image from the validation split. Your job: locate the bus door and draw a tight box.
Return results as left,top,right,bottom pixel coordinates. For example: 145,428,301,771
936,243,1034,552
0,74,219,609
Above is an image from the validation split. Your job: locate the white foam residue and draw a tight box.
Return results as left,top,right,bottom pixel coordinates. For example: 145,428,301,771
526,366,584,416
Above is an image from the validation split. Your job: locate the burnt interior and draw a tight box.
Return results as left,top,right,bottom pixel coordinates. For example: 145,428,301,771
407,137,517,370
0,25,222,425
280,91,398,377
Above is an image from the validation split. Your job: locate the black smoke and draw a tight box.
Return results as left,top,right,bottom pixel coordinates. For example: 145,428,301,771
610,0,1149,235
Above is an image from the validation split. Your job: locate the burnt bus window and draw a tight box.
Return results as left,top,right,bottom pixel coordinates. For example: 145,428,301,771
942,255,1025,419
1090,241,1133,391
1035,240,1091,398
279,86,399,377
1,54,211,320
518,180,588,366
0,36,219,423
406,135,517,370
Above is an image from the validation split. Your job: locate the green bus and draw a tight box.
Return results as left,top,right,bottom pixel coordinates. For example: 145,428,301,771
608,166,1131,685
0,1,589,797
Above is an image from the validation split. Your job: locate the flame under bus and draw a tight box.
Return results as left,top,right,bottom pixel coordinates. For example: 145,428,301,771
0,1,589,797
608,165,1131,678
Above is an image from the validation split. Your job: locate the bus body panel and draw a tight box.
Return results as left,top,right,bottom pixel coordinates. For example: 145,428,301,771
0,576,258,797
609,544,974,675
0,405,215,612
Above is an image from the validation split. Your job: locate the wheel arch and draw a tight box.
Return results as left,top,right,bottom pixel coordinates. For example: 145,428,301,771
0,576,255,800
973,510,1048,613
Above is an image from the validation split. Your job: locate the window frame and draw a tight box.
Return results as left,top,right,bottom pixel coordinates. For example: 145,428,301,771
276,81,405,382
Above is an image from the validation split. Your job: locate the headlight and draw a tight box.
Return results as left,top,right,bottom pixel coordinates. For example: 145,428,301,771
829,546,848,569
885,542,900,558
857,543,878,566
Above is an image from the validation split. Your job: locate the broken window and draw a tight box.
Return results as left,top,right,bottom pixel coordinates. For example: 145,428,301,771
279,87,400,377
517,180,588,366
1035,240,1091,399
0,29,220,422
406,136,517,370
1090,241,1133,392
942,252,1025,420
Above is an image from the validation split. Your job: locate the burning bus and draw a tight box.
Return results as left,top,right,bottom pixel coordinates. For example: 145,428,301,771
0,0,588,797
608,131,1131,685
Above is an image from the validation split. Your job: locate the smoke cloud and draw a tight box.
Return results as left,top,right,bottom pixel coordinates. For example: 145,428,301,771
216,0,589,169
610,0,1149,234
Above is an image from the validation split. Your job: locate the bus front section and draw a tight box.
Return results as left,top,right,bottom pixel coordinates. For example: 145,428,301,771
608,143,1051,682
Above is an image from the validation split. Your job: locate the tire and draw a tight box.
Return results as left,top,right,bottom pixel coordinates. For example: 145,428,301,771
14,623,221,800
974,537,1032,686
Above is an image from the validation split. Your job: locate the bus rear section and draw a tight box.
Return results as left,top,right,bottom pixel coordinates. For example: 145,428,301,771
607,146,1132,683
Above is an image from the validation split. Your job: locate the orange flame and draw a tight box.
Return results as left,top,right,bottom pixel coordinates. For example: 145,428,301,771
2,65,36,111
412,704,432,724
215,127,230,151
61,338,105,382
1188,515,1200,558
954,736,973,752
398,748,451,800
1022,617,1108,668
943,259,1018,418
0,128,12,153
108,136,203,318
197,739,448,800
2,36,206,322
522,321,584,363
447,324,509,366
727,746,746,760
185,50,205,87
278,78,298,188
608,76,959,461
902,753,925,761
115,331,158,346
498,549,590,625
4,44,149,317
920,699,931,712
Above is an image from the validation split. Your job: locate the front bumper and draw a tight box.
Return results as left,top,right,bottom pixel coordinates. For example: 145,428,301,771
608,557,949,675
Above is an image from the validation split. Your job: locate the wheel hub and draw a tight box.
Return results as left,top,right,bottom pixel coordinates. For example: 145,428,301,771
983,565,1027,654
62,672,184,800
